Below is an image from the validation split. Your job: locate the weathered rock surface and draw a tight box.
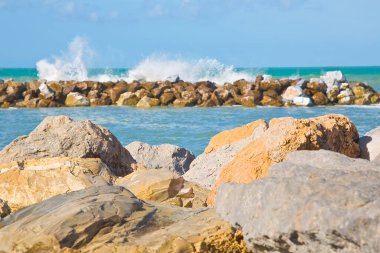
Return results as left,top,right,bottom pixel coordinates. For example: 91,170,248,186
0,157,112,211
116,169,209,208
216,150,380,253
184,120,267,189
126,141,195,175
208,114,360,205
0,116,135,176
360,126,380,162
0,185,250,253
65,92,90,106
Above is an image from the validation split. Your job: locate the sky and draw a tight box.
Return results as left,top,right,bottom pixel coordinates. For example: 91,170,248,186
0,0,379,68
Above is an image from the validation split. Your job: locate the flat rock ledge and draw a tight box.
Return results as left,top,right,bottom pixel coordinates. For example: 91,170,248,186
0,71,379,108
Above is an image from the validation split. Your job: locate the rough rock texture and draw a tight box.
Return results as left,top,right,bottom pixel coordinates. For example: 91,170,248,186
0,199,11,218
207,114,360,205
116,169,209,208
126,141,195,175
359,125,380,162
0,116,136,176
65,92,90,106
204,120,268,154
216,150,380,253
184,120,268,189
0,186,250,253
0,157,113,211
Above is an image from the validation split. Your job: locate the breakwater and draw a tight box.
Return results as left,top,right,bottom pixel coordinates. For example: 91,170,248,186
0,71,378,108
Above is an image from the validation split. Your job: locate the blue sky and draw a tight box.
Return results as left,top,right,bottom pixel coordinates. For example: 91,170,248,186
0,0,379,67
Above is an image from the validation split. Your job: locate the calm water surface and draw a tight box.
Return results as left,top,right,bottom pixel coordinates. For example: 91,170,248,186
0,106,379,155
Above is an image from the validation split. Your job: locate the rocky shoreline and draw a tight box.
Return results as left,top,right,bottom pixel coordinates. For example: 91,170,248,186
0,114,379,252
0,71,379,108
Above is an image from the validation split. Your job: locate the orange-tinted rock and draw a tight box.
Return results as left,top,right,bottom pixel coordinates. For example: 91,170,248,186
205,120,267,154
207,114,360,205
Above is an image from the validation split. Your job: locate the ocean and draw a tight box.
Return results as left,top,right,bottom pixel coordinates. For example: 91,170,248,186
0,66,379,155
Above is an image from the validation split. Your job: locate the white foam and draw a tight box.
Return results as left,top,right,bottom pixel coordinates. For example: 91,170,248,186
36,36,92,81
124,55,256,84
36,38,257,84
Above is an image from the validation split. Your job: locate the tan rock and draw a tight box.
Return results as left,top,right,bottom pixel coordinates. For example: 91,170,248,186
116,169,209,208
312,91,329,105
207,114,360,205
65,92,90,106
0,186,250,253
160,92,175,105
205,120,267,154
0,116,136,177
0,157,112,211
116,92,139,106
136,96,160,107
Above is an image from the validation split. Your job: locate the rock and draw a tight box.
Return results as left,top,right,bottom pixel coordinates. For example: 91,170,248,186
0,199,11,218
260,95,283,106
136,96,160,108
125,141,195,175
65,92,90,106
116,169,208,207
306,80,327,92
105,82,127,103
205,120,268,154
0,157,112,211
160,91,175,105
281,86,303,103
0,185,250,252
293,96,313,106
321,70,346,89
38,83,54,99
184,120,268,189
359,126,380,161
216,150,380,253
0,116,135,176
173,98,196,107
115,169,184,203
116,92,139,106
240,95,256,107
207,114,360,205
312,91,329,105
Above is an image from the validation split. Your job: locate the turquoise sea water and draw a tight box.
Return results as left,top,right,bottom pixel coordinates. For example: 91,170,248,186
0,67,379,91
0,106,379,155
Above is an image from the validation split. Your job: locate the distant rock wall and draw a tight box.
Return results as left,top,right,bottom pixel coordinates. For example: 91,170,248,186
0,71,378,108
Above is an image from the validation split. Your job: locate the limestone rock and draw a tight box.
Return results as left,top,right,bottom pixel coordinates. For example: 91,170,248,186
208,114,360,205
65,92,90,106
321,71,346,89
0,185,250,252
281,86,303,103
293,96,313,106
360,126,380,161
136,96,160,107
216,150,380,253
116,169,208,208
184,120,267,189
0,116,136,176
125,141,195,175
0,157,113,211
116,92,139,106
205,120,268,154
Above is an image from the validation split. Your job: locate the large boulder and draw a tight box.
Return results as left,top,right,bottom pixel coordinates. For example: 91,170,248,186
184,120,268,189
126,141,195,175
207,114,360,205
0,185,250,252
359,126,380,162
216,150,380,253
0,116,136,176
0,157,112,211
116,169,209,208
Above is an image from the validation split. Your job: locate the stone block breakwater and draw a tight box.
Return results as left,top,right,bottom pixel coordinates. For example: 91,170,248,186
0,71,379,108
